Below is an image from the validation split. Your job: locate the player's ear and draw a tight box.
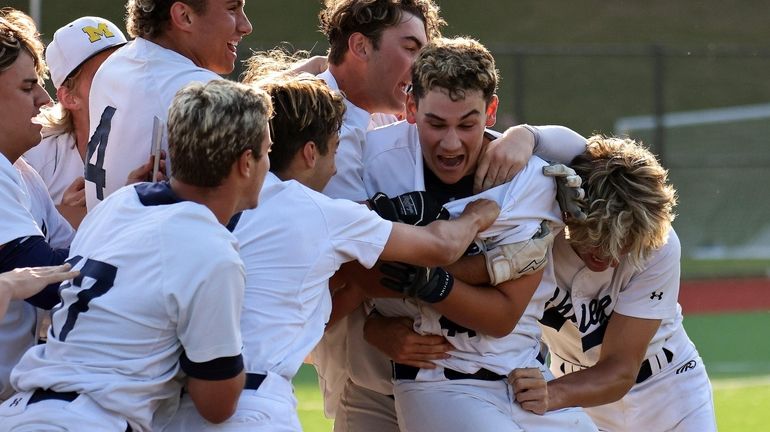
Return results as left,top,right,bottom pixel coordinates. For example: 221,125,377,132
301,141,317,169
237,149,255,178
57,85,80,111
348,32,371,62
485,95,499,127
169,2,195,32
405,93,418,124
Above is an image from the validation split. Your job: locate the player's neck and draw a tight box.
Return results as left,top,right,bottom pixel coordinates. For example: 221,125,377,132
147,33,197,68
72,111,89,161
329,63,376,114
169,178,239,225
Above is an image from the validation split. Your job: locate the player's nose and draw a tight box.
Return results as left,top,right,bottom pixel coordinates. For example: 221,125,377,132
238,10,253,36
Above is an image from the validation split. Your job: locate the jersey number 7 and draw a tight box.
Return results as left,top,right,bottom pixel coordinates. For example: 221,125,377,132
51,256,118,342
85,106,116,201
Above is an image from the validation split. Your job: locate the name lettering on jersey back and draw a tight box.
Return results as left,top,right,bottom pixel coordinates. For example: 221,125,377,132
540,285,615,353
82,23,116,43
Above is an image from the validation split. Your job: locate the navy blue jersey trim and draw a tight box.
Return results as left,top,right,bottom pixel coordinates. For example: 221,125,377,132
180,352,244,380
134,182,184,207
226,212,242,232
0,236,69,309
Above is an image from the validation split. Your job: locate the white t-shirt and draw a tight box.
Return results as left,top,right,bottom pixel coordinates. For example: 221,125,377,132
362,120,563,377
0,155,74,401
23,130,84,204
85,37,220,210
232,173,391,393
11,183,245,432
540,229,692,369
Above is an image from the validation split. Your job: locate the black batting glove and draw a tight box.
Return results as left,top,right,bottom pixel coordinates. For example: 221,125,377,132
379,262,454,303
368,191,450,226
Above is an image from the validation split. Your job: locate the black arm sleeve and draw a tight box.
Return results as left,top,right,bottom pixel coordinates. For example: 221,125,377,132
0,236,69,309
180,351,244,380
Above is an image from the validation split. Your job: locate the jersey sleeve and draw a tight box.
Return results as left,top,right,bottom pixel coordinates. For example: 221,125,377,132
175,256,245,363
531,125,587,164
324,197,393,269
614,231,681,320
0,161,44,246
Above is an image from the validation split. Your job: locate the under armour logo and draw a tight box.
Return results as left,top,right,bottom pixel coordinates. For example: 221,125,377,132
650,291,663,300
9,397,22,407
676,360,697,374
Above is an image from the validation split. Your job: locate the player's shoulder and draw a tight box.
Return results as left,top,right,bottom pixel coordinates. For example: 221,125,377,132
643,228,681,267
364,120,418,162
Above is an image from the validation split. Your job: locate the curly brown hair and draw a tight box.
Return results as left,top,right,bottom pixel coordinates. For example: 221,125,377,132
319,0,444,65
411,36,497,105
0,8,46,78
126,0,207,39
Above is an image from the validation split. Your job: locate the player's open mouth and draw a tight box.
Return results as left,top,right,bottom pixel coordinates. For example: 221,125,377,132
437,155,465,169
227,42,238,54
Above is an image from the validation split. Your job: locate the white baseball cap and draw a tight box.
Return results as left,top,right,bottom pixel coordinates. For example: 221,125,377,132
46,16,127,88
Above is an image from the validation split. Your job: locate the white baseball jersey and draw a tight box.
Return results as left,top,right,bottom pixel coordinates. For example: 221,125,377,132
85,37,220,210
541,229,688,368
234,173,391,381
540,229,715,431
313,69,398,419
362,120,563,376
23,130,83,204
164,172,393,431
0,156,74,401
9,182,245,432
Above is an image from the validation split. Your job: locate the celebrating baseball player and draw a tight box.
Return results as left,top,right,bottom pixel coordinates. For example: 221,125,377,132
0,8,76,402
510,135,717,431
162,69,499,431
0,79,272,431
84,0,252,210
23,16,127,228
312,2,557,429
356,36,597,432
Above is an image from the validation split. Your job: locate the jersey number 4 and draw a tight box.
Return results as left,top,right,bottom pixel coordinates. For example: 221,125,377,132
51,256,118,342
85,106,116,201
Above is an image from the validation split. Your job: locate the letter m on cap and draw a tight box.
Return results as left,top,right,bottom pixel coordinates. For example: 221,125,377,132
82,23,115,43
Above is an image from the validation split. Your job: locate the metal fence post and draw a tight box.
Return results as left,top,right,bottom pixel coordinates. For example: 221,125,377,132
652,44,666,164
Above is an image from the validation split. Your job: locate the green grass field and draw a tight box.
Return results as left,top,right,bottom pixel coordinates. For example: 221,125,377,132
293,311,770,431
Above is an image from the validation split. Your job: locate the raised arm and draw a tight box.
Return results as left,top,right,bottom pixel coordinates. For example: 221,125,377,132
474,125,587,193
378,198,499,267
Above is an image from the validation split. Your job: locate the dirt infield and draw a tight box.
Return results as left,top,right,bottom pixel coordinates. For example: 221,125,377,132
679,278,770,314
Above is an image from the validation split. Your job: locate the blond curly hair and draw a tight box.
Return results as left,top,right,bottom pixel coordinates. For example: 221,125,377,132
567,135,677,268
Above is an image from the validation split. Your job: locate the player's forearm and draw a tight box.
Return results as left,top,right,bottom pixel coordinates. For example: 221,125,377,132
0,289,11,320
429,277,534,338
422,214,489,265
444,254,489,286
546,360,637,410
